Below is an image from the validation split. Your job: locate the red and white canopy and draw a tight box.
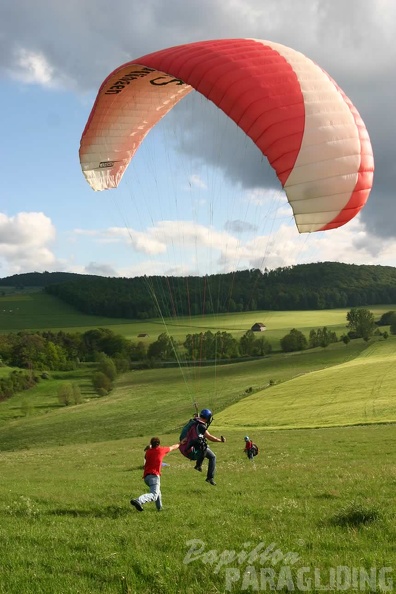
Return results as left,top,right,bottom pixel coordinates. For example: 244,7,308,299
79,39,374,233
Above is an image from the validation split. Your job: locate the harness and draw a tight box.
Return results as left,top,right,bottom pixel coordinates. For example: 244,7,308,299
179,418,208,461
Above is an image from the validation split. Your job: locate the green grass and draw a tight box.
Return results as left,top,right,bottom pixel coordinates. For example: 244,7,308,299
0,338,379,451
218,338,396,429
0,425,395,593
0,365,97,425
0,292,138,333
0,364,18,377
0,290,394,349
0,298,395,592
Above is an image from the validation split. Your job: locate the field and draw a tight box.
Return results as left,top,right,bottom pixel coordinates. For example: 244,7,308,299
0,290,393,346
0,292,395,593
1,425,395,594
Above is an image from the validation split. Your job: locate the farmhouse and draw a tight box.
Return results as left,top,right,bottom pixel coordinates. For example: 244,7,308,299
251,322,266,332
137,333,149,338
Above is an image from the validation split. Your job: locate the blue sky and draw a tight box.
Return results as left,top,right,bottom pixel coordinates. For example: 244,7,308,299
1,0,396,278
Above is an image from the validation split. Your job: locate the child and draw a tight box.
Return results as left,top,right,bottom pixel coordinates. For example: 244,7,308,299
244,436,255,460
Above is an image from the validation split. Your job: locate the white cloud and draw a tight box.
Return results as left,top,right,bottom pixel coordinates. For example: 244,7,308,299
0,212,58,275
0,212,55,245
73,227,167,255
245,188,282,206
187,174,207,190
84,262,118,277
225,220,258,234
68,213,396,278
61,212,396,279
298,218,396,268
9,49,55,87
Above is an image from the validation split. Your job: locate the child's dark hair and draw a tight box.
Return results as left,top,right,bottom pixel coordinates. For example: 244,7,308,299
150,437,160,448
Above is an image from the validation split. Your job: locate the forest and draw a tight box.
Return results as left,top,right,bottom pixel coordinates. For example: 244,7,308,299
2,262,396,320
20,262,396,319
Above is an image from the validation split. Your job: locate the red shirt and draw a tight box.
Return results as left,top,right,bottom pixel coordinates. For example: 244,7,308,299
143,446,171,477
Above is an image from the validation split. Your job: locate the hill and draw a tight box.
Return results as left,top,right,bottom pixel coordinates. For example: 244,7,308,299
0,271,98,289
218,338,396,429
1,335,394,451
3,262,396,320
0,299,395,592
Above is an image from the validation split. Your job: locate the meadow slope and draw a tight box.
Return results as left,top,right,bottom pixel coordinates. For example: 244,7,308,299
218,339,396,429
0,299,396,593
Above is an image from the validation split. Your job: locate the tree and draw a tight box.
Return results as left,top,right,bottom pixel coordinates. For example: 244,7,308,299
92,372,112,395
252,336,272,356
214,331,239,359
309,329,319,348
377,311,396,326
196,331,216,360
11,333,46,369
42,341,68,370
280,329,307,352
240,331,271,357
57,382,82,406
96,353,118,381
239,331,256,356
310,327,337,348
341,334,351,346
147,333,177,360
389,313,396,336
183,333,200,360
346,308,376,341
130,341,147,361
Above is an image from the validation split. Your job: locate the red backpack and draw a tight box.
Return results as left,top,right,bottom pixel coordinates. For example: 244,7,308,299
251,443,259,456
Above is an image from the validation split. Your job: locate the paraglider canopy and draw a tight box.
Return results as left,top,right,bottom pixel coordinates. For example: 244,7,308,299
79,38,374,234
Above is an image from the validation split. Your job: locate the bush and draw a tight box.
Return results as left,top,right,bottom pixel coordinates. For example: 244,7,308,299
92,371,112,395
58,383,74,406
280,328,307,352
96,387,108,397
97,354,118,381
58,382,83,406
114,357,130,373
72,383,83,404
0,370,38,402
340,334,350,345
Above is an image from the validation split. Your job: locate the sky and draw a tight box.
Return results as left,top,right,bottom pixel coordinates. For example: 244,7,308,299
1,0,396,279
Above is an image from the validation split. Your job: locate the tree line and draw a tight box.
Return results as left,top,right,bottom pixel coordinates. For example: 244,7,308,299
0,328,131,403
37,262,396,320
1,307,393,404
0,308,392,373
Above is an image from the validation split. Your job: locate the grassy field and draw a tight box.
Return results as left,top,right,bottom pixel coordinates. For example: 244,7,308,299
0,339,379,451
0,295,395,592
0,289,394,349
0,425,395,593
0,292,136,333
218,338,396,429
